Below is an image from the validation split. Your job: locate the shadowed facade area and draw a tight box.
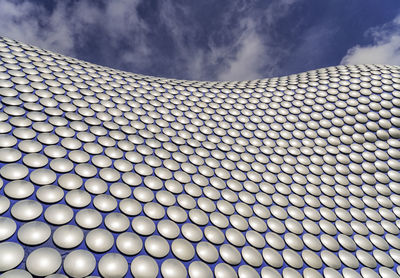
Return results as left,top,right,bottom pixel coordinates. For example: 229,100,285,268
0,37,399,278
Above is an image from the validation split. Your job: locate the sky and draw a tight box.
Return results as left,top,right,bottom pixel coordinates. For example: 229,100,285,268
0,0,399,81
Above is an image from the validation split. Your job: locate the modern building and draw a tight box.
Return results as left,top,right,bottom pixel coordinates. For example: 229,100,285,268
0,36,399,277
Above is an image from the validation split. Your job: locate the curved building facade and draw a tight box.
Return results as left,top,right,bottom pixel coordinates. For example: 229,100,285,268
0,36,399,277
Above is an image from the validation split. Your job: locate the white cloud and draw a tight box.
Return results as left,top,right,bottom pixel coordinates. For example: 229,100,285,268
0,0,300,80
216,0,299,81
0,0,150,65
156,0,299,81
217,20,267,81
0,0,76,55
341,15,400,65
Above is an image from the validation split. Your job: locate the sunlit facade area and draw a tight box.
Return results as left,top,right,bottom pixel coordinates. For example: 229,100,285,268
0,37,400,278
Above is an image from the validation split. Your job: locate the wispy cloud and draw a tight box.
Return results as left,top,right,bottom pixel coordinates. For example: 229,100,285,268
0,0,300,80
156,0,300,80
217,19,267,81
0,0,74,54
215,0,300,80
0,0,151,68
341,14,400,65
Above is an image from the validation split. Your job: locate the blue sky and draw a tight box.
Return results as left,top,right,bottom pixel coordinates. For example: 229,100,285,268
0,0,399,81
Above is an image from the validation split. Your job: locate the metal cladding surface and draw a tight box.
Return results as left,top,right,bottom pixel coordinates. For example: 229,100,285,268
0,37,399,278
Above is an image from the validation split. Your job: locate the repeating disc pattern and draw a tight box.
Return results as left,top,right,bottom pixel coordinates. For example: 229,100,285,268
0,36,399,278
